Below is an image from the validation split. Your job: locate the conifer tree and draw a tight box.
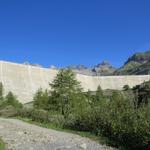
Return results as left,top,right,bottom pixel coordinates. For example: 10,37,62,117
33,88,49,110
49,69,84,116
0,82,4,102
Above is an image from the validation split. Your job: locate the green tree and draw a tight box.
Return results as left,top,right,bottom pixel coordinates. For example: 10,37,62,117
33,88,49,110
123,84,130,91
49,69,84,116
85,90,93,104
4,91,22,108
0,82,4,105
133,80,150,107
95,85,104,101
92,85,105,106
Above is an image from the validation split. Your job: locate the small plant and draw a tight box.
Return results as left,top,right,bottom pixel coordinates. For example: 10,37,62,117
0,139,5,150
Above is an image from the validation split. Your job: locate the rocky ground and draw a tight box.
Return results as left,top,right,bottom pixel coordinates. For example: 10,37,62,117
0,118,112,150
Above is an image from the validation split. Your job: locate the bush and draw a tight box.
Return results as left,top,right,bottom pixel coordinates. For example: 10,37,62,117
18,107,34,118
48,114,65,127
94,91,150,150
0,105,18,117
123,85,130,91
63,90,150,149
31,109,49,123
64,113,78,129
19,108,65,127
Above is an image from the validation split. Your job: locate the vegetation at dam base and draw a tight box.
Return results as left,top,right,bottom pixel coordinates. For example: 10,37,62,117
0,69,150,150
0,83,22,117
0,139,5,150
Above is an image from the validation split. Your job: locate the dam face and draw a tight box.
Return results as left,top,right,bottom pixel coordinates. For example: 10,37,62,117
1,61,150,104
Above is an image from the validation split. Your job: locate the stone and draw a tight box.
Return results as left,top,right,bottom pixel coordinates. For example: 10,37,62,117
0,125,3,129
17,131,24,135
79,143,87,149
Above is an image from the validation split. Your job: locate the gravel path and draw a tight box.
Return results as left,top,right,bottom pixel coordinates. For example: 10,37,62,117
0,118,112,150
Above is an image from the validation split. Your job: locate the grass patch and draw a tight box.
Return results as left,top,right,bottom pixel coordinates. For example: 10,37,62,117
0,139,5,150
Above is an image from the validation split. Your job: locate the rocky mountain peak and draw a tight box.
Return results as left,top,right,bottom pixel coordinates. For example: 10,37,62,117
125,50,150,64
95,60,112,68
92,60,116,75
115,50,150,75
66,61,116,76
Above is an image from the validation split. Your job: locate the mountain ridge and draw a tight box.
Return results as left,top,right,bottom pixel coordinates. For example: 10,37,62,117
68,50,150,76
115,50,150,75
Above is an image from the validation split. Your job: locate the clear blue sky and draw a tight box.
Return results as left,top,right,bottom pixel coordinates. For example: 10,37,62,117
0,0,150,68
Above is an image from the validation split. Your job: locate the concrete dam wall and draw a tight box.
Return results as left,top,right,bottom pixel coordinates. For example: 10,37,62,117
1,61,150,104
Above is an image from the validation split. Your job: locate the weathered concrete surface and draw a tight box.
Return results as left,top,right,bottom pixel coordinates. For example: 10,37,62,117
1,61,150,104
0,118,111,150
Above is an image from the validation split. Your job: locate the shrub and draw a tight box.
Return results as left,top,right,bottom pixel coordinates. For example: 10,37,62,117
123,85,130,91
64,113,78,128
18,107,34,118
95,91,150,150
31,109,49,123
0,105,18,117
48,114,65,127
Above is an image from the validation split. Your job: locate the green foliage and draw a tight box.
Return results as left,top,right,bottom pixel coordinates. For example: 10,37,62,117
0,83,22,110
31,109,49,122
50,69,81,91
18,108,65,127
95,85,104,102
0,83,3,102
2,91,23,109
0,83,22,118
49,69,85,116
123,85,130,91
33,88,49,110
18,107,34,118
133,80,150,107
85,90,93,104
69,89,150,149
0,139,5,150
